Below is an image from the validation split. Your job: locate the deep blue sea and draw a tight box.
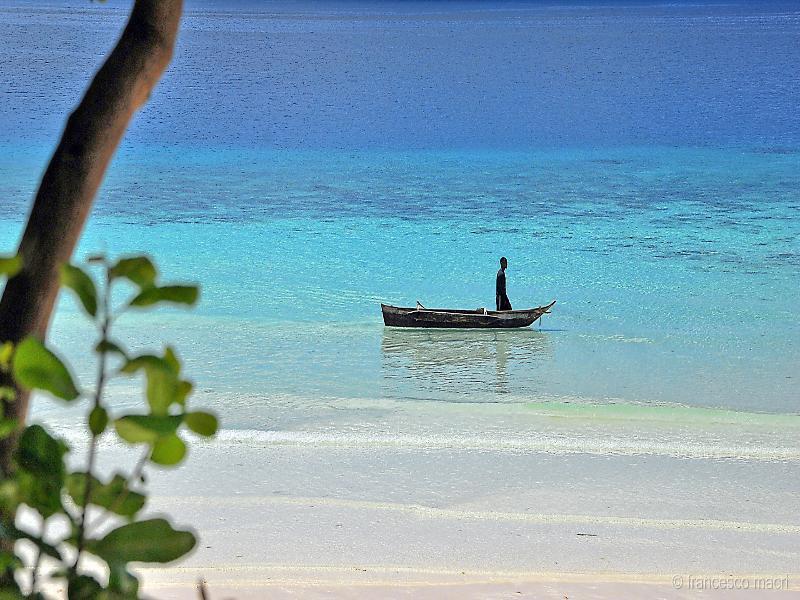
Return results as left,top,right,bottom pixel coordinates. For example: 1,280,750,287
1,0,798,432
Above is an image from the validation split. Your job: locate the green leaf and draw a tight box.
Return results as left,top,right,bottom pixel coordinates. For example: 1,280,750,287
121,352,186,415
67,574,103,600
129,285,199,308
12,337,79,401
0,418,17,440
121,354,176,376
146,369,176,415
115,414,182,444
0,549,22,574
0,254,22,278
109,256,157,288
95,339,128,359
163,346,181,373
184,411,218,437
0,386,15,402
0,478,19,513
16,425,67,477
107,566,139,597
89,406,109,435
150,434,186,465
14,470,62,518
0,550,24,597
174,380,193,407
89,518,196,564
59,264,98,317
103,474,146,517
14,425,67,518
66,473,145,518
64,472,95,507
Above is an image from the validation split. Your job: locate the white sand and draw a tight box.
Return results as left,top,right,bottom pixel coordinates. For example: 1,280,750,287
128,442,798,597
44,398,800,598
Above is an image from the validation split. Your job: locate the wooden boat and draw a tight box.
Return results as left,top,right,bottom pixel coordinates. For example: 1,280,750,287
381,300,555,329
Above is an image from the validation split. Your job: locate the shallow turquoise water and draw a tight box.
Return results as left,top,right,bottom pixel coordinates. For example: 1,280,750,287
2,146,797,418
0,1,798,427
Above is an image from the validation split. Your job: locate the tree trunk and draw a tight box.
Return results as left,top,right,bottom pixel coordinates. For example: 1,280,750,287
0,0,184,475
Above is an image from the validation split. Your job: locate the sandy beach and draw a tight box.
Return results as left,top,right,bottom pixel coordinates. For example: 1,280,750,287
54,396,796,598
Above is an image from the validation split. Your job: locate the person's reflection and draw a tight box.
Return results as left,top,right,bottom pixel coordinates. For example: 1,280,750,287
380,329,551,400
494,333,509,394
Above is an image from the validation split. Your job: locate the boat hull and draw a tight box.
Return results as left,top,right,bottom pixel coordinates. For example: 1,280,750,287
381,301,555,329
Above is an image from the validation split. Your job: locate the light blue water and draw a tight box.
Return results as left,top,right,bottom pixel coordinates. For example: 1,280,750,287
1,1,798,427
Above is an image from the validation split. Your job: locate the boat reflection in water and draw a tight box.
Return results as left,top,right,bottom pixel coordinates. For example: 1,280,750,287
380,328,553,401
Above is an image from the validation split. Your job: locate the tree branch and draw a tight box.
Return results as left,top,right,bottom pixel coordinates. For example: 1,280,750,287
0,0,183,475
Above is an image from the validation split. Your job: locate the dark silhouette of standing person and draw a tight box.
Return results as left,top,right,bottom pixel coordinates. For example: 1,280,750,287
496,257,512,311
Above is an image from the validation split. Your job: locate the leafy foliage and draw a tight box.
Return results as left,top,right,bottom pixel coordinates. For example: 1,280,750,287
0,253,216,598
12,337,80,402
89,518,196,564
60,264,98,317
130,285,199,308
